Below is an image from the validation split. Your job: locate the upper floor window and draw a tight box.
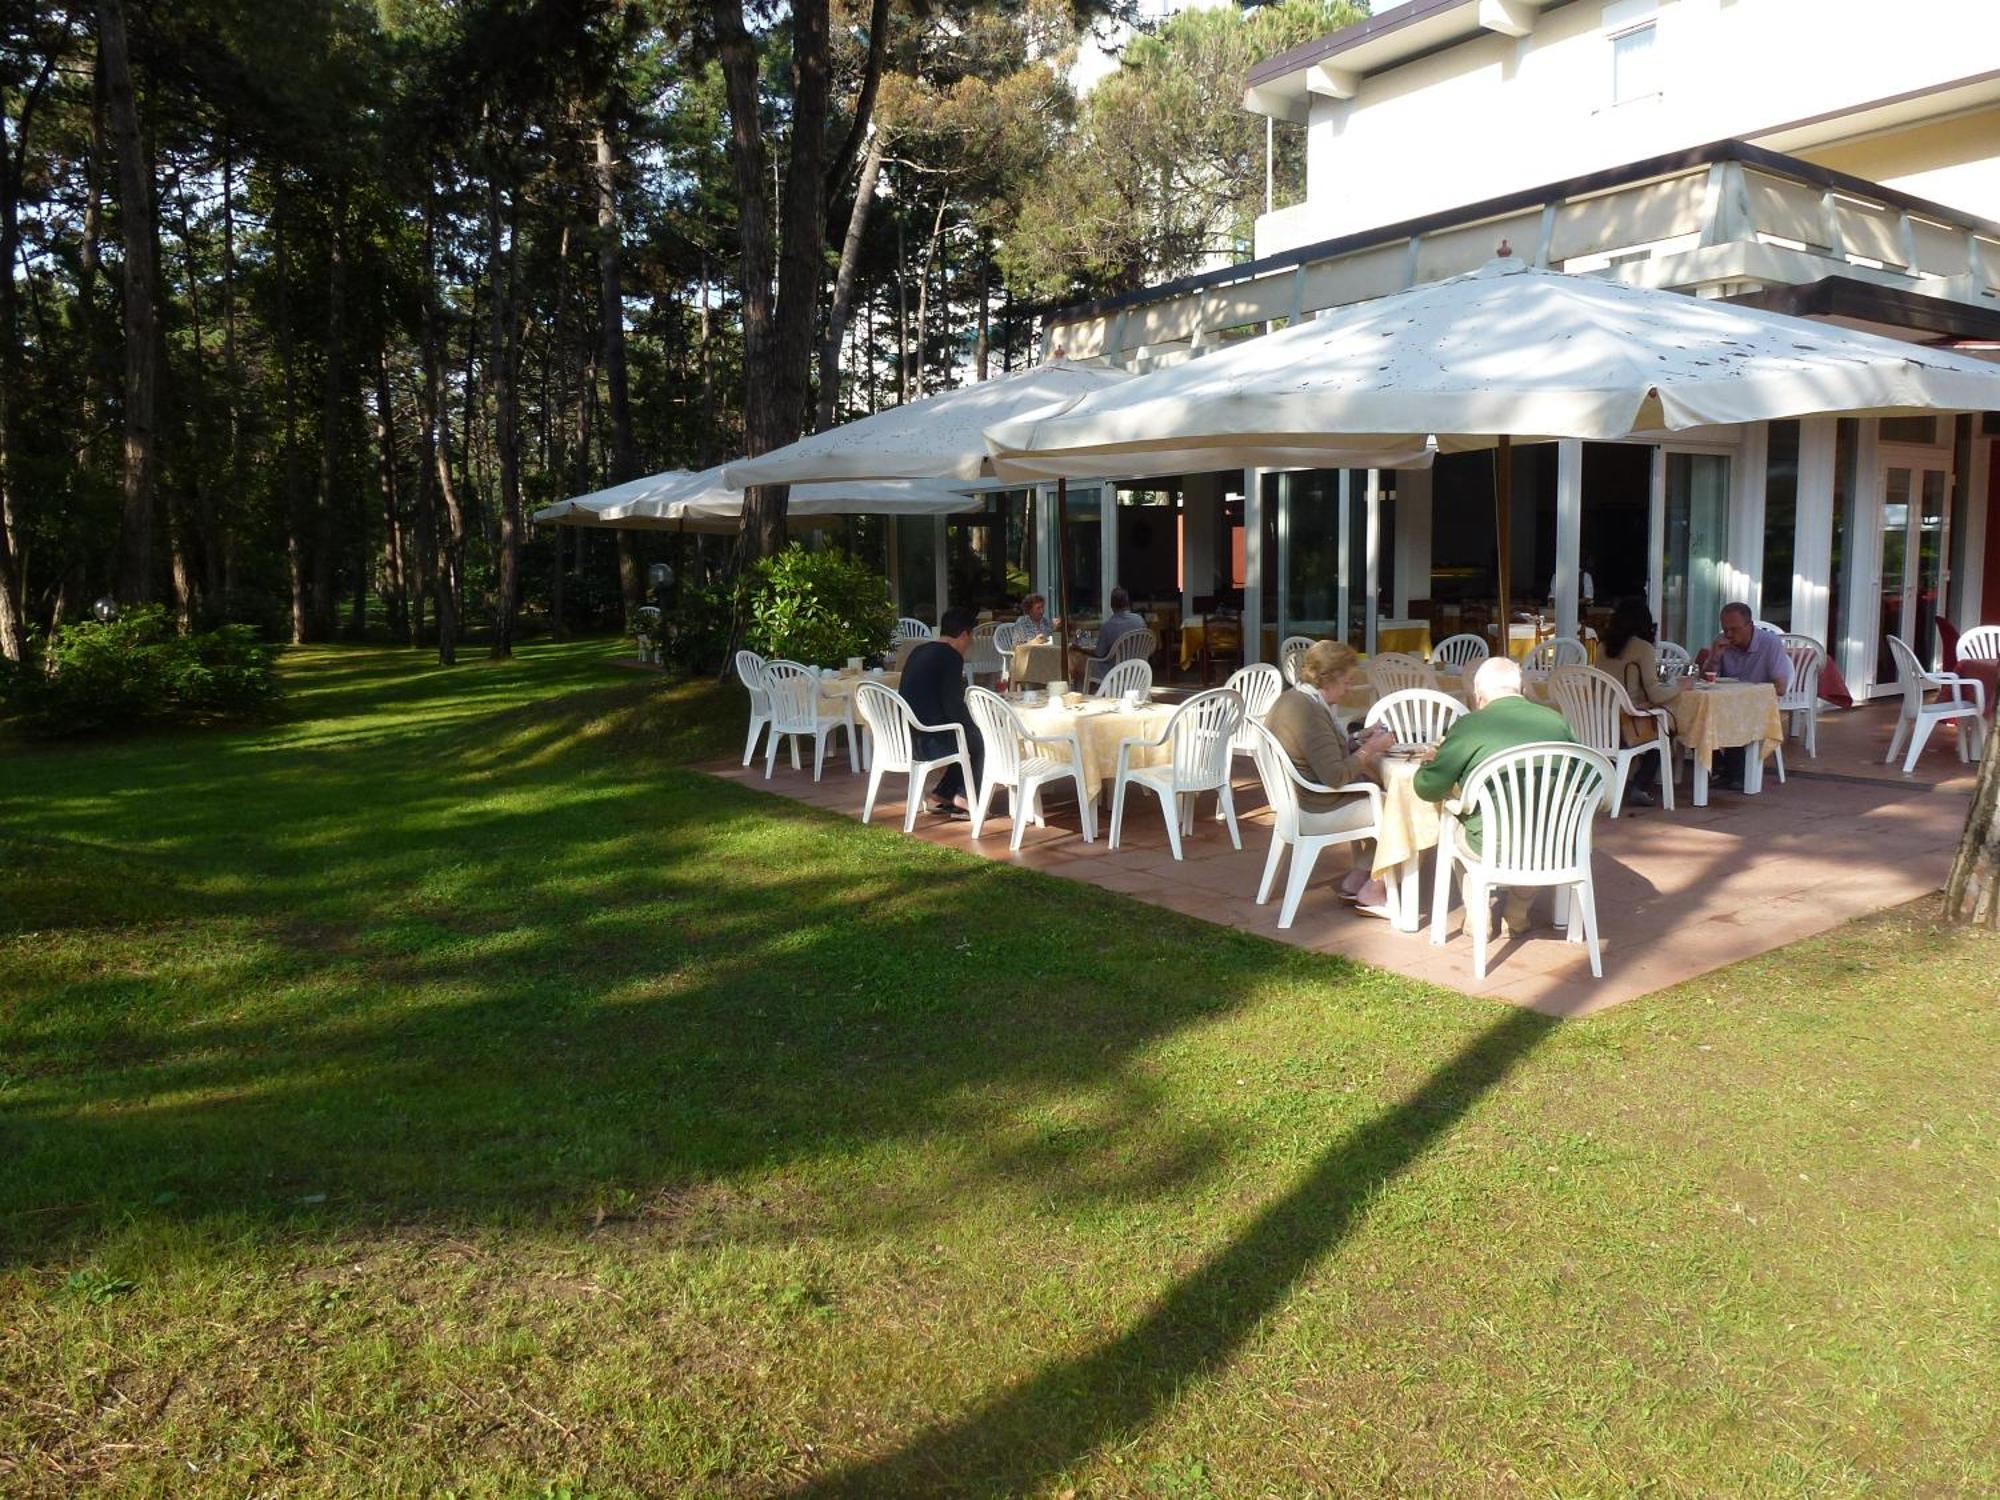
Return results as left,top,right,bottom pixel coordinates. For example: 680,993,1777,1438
1610,22,1658,104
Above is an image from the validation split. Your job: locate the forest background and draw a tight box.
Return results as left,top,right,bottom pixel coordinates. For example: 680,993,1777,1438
0,0,1362,663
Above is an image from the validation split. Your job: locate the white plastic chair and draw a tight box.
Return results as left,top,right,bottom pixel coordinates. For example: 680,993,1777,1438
1429,741,1614,981
966,687,1096,851
1366,651,1434,698
1523,636,1589,676
761,660,861,782
1957,624,2000,672
1096,658,1154,700
633,606,663,665
1084,628,1157,690
893,617,934,647
1109,688,1244,860
965,621,1005,684
734,649,772,768
1656,640,1694,680
1223,663,1284,733
1431,633,1489,673
1773,634,1828,776
1549,665,1675,818
853,680,973,832
1279,635,1315,686
1363,687,1466,749
1246,721,1384,930
1883,634,1986,774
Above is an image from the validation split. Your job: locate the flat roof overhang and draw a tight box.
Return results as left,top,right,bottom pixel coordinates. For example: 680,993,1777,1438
1725,276,2000,347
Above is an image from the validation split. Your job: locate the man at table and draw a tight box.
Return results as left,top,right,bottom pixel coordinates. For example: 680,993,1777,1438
1069,586,1147,681
1703,602,1791,790
1017,593,1053,641
901,606,983,819
1268,640,1397,916
1413,655,1576,937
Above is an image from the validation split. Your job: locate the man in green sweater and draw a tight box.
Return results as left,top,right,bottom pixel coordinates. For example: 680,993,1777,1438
1413,654,1576,937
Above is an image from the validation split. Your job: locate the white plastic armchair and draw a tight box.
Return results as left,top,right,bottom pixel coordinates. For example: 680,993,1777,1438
1523,636,1589,677
1109,687,1244,860
1084,628,1157,689
1549,665,1674,817
761,660,861,782
1222,663,1284,742
965,621,1005,684
1246,721,1384,930
1773,634,1828,775
1366,651,1434,698
1095,658,1154,700
853,681,973,832
1431,633,1489,673
1363,687,1466,749
1957,624,2000,670
1883,634,1986,774
893,617,934,646
966,687,1096,850
1429,741,1614,981
1279,635,1315,686
734,649,772,767
1656,640,1694,680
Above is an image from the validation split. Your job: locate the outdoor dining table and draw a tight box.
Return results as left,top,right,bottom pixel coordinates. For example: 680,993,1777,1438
1015,696,1175,801
1010,640,1065,686
1338,666,1474,721
815,668,901,715
1668,680,1784,806
1368,753,1441,933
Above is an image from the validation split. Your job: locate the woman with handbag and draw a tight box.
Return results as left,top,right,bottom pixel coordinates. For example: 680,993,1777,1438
1598,596,1683,808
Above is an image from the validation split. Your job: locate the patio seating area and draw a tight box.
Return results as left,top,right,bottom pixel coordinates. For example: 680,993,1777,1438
705,689,1975,1016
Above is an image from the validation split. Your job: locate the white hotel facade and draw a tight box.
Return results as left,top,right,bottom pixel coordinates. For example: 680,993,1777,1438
925,0,2000,697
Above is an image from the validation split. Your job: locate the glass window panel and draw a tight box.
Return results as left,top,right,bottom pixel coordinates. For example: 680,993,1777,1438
1915,468,1947,670
1061,485,1102,618
894,515,938,623
1762,420,1799,631
1828,419,1857,661
1279,470,1340,640
1877,467,1911,685
1611,24,1657,104
1878,416,1940,446
1662,451,1729,648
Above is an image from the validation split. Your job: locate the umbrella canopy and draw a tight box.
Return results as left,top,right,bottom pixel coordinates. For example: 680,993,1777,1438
598,465,986,524
721,360,1133,487
983,257,2000,480
532,470,693,527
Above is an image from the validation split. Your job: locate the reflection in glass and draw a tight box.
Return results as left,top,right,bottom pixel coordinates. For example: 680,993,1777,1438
1662,451,1729,648
1877,468,1910,684
1761,420,1799,631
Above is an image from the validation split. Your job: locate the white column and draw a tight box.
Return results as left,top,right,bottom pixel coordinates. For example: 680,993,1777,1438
1554,438,1583,640
1336,470,1353,648
1244,468,1265,664
1394,465,1433,616
1275,471,1292,643
1724,422,1768,614
1364,470,1381,655
1791,417,1837,646
1034,482,1054,599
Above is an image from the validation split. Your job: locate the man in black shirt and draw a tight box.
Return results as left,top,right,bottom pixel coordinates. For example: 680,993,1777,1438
899,605,983,818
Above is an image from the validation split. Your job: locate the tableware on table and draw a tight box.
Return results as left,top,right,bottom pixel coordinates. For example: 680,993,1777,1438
846,656,863,671
1046,681,1068,698
1063,691,1085,709
1121,690,1142,711
867,666,884,677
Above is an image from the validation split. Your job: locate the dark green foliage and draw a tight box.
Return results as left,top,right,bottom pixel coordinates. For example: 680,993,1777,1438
1,606,282,737
660,580,739,676
745,546,896,667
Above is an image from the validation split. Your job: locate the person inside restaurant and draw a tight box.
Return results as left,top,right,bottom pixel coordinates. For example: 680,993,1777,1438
1413,655,1576,937
1018,592,1053,641
1069,586,1148,681
1702,602,1791,791
900,606,983,820
1266,640,1397,917
1596,595,1682,809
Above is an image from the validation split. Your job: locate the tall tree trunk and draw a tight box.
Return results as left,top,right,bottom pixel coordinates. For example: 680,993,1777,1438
0,45,57,660
1946,732,2000,925
487,171,522,659
100,0,157,604
595,117,638,487
276,183,308,645
313,182,349,639
220,136,240,616
975,233,990,382
421,192,462,664
815,129,884,432
912,191,946,400
374,354,408,643
172,164,222,619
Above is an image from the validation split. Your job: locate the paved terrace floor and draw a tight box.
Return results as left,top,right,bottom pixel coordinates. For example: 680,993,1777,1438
703,702,1978,1017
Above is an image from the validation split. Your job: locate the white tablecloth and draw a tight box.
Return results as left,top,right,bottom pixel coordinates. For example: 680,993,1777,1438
1016,699,1175,799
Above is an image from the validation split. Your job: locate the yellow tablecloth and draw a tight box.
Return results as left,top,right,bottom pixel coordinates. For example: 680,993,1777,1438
1339,666,1472,719
1010,641,1065,686
1180,621,1205,671
1371,756,1441,879
1667,682,1783,759
1377,624,1432,657
1016,699,1175,799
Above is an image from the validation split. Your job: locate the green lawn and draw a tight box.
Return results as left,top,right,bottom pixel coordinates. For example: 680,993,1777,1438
3,642,1996,1497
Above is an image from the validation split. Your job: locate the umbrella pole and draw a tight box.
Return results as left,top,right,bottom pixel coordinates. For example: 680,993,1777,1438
1054,476,1071,681
1493,434,1513,660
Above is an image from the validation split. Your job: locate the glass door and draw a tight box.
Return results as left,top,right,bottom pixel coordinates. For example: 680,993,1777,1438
1658,450,1730,650
1875,460,1951,686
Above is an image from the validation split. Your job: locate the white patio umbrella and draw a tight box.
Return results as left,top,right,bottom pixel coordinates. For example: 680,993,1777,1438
984,255,2000,634
532,470,694,528
598,464,984,525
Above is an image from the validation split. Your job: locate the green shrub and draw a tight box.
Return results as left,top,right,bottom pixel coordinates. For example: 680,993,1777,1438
744,546,895,667
659,583,738,676
0,605,282,737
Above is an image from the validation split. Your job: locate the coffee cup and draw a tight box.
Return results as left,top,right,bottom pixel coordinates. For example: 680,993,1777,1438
1045,681,1067,698
1121,690,1142,711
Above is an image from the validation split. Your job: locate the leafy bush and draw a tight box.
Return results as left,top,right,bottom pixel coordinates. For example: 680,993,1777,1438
744,546,895,667
0,605,282,737
659,583,738,676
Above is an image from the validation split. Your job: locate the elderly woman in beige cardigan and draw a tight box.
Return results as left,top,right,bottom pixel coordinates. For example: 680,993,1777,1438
1263,639,1396,916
